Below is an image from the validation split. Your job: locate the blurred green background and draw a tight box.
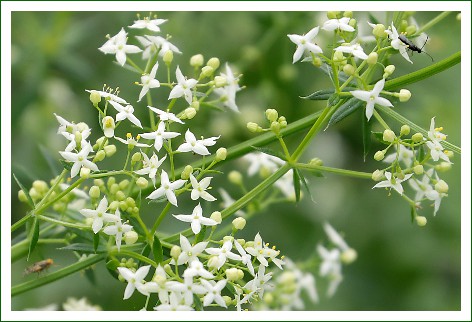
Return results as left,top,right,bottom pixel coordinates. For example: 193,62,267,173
11,11,461,311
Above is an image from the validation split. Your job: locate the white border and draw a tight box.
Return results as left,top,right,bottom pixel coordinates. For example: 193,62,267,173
2,1,470,321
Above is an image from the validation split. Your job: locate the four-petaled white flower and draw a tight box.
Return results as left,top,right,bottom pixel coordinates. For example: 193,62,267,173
103,209,133,251
61,128,92,152
60,143,98,178
138,265,170,304
79,196,119,233
234,239,255,275
426,117,450,162
245,233,269,266
134,152,166,186
138,62,160,102
205,240,242,270
168,66,198,104
177,129,219,156
140,121,180,152
154,292,193,311
372,171,413,195
147,169,186,206
334,43,368,60
190,174,217,202
173,203,218,235
182,260,214,279
108,101,143,128
409,169,435,201
287,27,323,64
383,144,414,167
427,117,447,142
200,279,228,308
322,17,355,32
385,22,413,64
244,264,273,299
148,106,184,124
115,133,151,149
317,244,343,297
85,90,128,104
218,188,246,217
98,28,142,66
166,277,207,305
129,17,167,32
350,78,393,121
174,234,208,265
117,265,151,300
243,152,284,176
145,35,182,57
213,63,242,112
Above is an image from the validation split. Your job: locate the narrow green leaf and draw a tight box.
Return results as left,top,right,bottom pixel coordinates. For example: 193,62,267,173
410,205,416,224
135,190,142,209
27,216,40,260
372,132,390,145
327,98,364,128
152,235,163,265
302,87,357,100
417,145,426,163
251,146,286,161
93,233,100,253
225,282,237,296
38,144,59,176
293,169,301,203
320,64,351,85
59,243,106,253
328,93,341,107
105,258,120,280
195,226,207,244
128,216,146,236
362,114,373,161
84,267,96,285
139,243,151,267
13,173,35,209
193,294,204,311
298,171,316,203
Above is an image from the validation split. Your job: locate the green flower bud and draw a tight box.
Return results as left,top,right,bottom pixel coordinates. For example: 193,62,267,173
372,169,384,181
191,100,200,111
110,183,119,195
89,90,101,105
343,11,353,18
247,122,260,133
444,150,454,159
312,56,322,68
412,133,424,143
270,121,281,133
263,293,275,305
384,64,395,76
216,147,227,161
93,150,106,162
200,65,214,78
89,185,101,199
373,24,387,38
223,296,232,307
333,51,345,65
126,197,136,208
107,177,116,188
399,89,411,102
119,201,127,211
341,248,357,264
232,217,246,230
136,177,148,189
367,52,378,65
104,144,117,157
348,18,357,28
32,180,48,194
225,268,242,281
131,152,142,163
96,136,106,147
343,64,356,76
383,129,396,143
109,200,120,212
181,165,193,180
327,11,341,19
18,190,28,202
207,57,220,70
170,245,181,259
80,167,91,178
210,211,222,224
115,190,126,201
228,170,243,185
94,179,105,187
265,109,279,122
119,179,130,190
435,162,452,172
85,217,95,227
413,164,424,175
190,54,204,68
400,125,411,136
124,231,138,245
163,50,173,65
406,25,417,36
435,180,449,193
374,150,385,161
207,256,220,270
415,216,427,227
214,75,227,87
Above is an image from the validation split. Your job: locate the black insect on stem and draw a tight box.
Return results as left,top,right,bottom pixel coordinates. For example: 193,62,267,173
398,34,434,62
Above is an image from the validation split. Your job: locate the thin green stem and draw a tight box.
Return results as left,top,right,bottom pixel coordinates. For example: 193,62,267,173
295,163,372,179
373,110,391,130
415,12,452,35
36,214,90,230
110,249,157,267
150,202,172,238
126,57,144,74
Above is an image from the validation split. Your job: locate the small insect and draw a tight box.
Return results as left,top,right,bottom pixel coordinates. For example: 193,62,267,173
23,258,54,276
398,33,434,62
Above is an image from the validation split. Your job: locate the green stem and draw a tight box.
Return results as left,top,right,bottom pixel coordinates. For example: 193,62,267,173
415,12,452,35
295,163,372,179
110,249,157,267
36,214,90,230
12,254,106,297
150,202,172,238
126,57,144,74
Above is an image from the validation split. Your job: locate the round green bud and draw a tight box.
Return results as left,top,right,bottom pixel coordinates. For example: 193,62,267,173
131,152,142,164
85,217,95,227
435,162,452,172
232,217,246,230
126,197,136,208
89,185,101,199
94,179,105,187
327,11,341,19
245,241,254,248
435,180,449,193
348,18,357,28
191,100,200,111
246,122,259,133
413,164,424,175
216,147,227,161
110,183,119,195
107,177,116,188
374,150,385,161
207,57,220,70
190,54,204,68
412,133,424,143
89,90,101,105
309,157,323,166
93,150,106,162
170,245,181,259
96,136,106,147
400,125,411,136
223,296,232,307
207,256,220,270
32,180,48,194
223,235,234,243
372,169,384,181
136,177,148,189
181,165,193,180
109,200,120,212
333,51,345,65
228,170,243,185
444,150,454,159
162,50,174,65
210,211,222,224
183,107,197,120
270,121,281,133
214,75,227,88
312,56,322,68
115,191,126,201
104,144,116,157
415,216,427,227
406,25,417,36
119,179,130,190
80,167,91,178
263,293,275,305
119,201,127,211
124,231,138,245
225,268,242,281
18,190,28,203
367,52,378,65
384,64,395,76
200,65,214,78
399,89,411,102
343,11,353,18
341,248,357,264
265,109,279,122
400,20,408,32
373,24,387,38
343,64,356,76
164,264,173,276
383,129,396,143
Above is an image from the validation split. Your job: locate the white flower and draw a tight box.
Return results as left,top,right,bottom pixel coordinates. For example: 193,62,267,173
409,169,435,201
139,265,170,304
79,196,119,233
234,240,255,275
166,277,207,305
173,203,218,235
134,152,166,186
334,43,368,60
427,117,447,142
183,259,215,279
317,244,343,297
117,265,151,300
190,174,217,202
140,121,180,152
244,265,273,299
148,106,184,124
205,240,242,270
168,66,198,104
61,128,92,153
138,61,160,102
350,78,393,121
372,171,413,195
102,116,115,138
243,152,284,176
154,291,193,311
85,90,128,104
200,279,228,308
62,297,101,311
322,17,355,32
59,143,98,178
145,35,182,57
245,233,268,266
135,36,156,60
274,169,295,199
54,113,77,135
115,133,151,148
213,63,241,112
176,129,219,156
287,27,323,63
385,23,413,64
218,188,246,217
174,234,208,265
129,17,167,32
98,28,142,66
103,209,133,251
383,144,414,167
323,222,354,257
147,170,186,207
108,101,142,128
426,140,450,162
